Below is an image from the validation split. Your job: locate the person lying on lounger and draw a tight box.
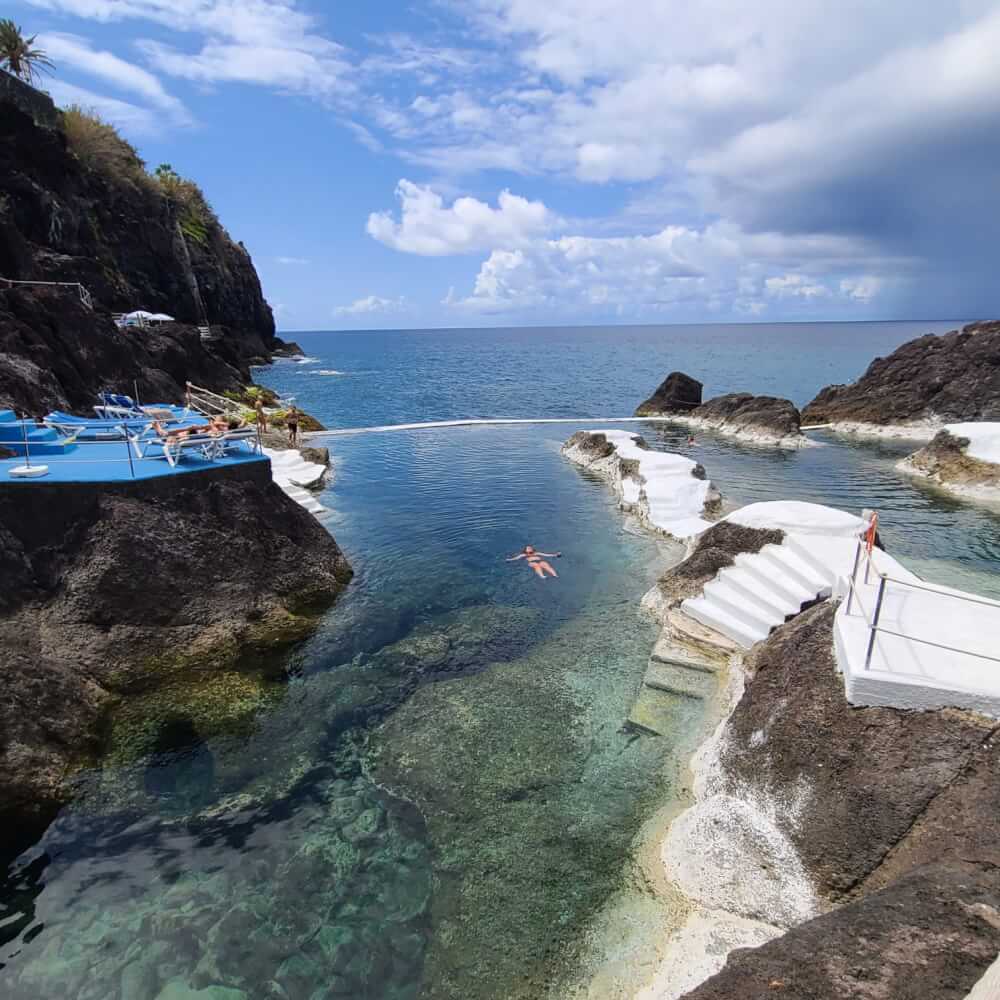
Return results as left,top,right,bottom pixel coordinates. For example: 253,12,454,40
507,545,561,579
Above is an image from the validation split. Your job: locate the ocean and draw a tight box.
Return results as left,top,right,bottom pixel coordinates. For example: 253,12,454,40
2,320,997,1000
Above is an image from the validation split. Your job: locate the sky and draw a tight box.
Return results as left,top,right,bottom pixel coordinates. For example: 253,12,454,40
9,0,1000,331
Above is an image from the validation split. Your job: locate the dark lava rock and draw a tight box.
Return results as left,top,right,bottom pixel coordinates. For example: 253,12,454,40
693,393,803,440
563,430,617,460
901,429,1000,490
680,862,1000,1000
635,371,703,415
0,469,352,850
655,521,784,606
677,603,1000,998
802,320,1000,426
721,603,995,898
0,93,293,412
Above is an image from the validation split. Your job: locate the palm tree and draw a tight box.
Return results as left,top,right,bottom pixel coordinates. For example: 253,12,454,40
0,20,54,86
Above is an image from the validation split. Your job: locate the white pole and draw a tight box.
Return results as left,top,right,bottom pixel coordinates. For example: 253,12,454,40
20,412,31,469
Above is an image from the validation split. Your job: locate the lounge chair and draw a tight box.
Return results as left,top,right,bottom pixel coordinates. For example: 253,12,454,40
214,427,259,456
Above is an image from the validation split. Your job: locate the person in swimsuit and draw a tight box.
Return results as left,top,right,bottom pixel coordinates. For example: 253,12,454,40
507,545,561,579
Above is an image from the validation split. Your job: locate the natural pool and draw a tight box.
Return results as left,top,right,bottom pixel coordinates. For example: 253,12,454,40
4,321,1000,1000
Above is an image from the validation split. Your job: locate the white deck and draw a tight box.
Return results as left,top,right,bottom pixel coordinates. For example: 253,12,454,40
835,550,1000,717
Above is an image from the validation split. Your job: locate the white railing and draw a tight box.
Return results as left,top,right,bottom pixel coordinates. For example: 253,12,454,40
1,277,93,309
185,381,242,417
844,535,1000,670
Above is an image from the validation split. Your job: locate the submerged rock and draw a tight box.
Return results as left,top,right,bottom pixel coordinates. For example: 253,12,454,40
802,319,1000,433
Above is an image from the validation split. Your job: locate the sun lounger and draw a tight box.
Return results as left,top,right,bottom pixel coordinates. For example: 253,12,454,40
130,426,257,466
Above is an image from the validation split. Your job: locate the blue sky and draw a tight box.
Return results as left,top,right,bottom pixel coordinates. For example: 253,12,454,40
10,0,1000,331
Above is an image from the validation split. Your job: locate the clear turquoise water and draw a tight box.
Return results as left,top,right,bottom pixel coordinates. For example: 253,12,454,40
3,321,998,1000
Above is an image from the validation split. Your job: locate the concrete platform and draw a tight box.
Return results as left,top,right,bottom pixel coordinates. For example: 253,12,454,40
836,552,1000,717
0,440,268,484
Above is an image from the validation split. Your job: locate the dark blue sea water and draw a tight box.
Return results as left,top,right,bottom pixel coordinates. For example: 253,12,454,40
3,320,998,1000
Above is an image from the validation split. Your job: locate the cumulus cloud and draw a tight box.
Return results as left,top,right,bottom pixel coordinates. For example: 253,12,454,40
366,180,557,255
334,295,405,316
446,222,886,318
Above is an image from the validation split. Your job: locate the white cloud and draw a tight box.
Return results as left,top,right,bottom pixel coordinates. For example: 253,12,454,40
840,276,883,303
27,0,354,99
367,180,557,255
275,256,310,266
446,221,887,317
39,32,191,123
764,274,831,300
334,295,405,316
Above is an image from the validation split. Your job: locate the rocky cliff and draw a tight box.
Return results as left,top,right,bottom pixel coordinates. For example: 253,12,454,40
0,466,352,853
802,320,1000,431
676,603,1000,999
0,80,288,412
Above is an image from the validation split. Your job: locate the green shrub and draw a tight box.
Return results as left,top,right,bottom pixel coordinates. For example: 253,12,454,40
155,163,217,247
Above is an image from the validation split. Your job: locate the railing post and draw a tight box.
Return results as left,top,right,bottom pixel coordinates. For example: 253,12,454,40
864,575,887,670
123,423,136,479
846,537,862,615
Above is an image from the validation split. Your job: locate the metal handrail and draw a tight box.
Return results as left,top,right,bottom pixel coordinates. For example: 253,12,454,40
845,534,999,671
2,277,94,309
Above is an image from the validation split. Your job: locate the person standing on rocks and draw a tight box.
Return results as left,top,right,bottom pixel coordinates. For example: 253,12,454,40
286,405,300,447
255,397,268,434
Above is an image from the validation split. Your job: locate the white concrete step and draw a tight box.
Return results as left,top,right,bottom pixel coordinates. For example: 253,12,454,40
681,596,769,649
732,551,814,606
783,535,842,585
758,544,830,595
716,565,800,619
702,579,781,633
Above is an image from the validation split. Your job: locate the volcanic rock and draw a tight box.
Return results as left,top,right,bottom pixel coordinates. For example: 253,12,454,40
685,393,804,446
0,466,352,851
802,320,1000,431
635,371,703,415
898,428,1000,499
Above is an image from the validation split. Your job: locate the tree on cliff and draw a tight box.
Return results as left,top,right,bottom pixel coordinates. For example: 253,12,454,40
0,20,54,85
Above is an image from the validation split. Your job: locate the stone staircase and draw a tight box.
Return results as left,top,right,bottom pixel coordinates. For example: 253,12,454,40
627,628,735,735
680,535,844,649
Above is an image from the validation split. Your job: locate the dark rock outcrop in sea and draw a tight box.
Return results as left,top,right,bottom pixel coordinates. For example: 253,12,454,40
0,85,292,412
802,320,1000,429
635,372,806,446
635,371,703,414
0,462,352,852
677,602,1000,997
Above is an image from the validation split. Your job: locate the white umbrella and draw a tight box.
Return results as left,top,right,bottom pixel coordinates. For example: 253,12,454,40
148,312,175,322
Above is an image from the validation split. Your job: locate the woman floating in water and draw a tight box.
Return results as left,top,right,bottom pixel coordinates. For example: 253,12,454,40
507,545,561,579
